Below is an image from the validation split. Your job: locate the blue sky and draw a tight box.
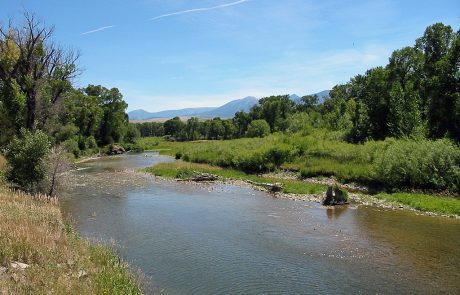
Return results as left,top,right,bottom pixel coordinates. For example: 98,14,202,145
1,0,459,111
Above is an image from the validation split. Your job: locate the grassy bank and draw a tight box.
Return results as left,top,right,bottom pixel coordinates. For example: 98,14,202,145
0,187,142,294
138,133,460,194
374,193,460,216
141,135,460,216
145,161,460,216
144,161,326,195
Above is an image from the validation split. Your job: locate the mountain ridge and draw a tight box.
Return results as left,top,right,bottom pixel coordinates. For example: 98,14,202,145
128,91,330,120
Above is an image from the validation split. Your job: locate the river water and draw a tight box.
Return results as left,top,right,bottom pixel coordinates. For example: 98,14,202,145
61,152,460,294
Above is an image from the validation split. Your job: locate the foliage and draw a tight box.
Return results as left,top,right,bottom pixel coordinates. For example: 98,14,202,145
324,23,460,143
249,95,294,132
0,13,79,131
125,123,141,144
140,132,460,194
136,121,164,137
373,139,460,192
246,119,270,138
4,129,50,192
164,117,186,139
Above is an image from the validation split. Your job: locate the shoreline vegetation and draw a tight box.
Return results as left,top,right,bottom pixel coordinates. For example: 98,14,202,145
0,186,143,294
140,138,460,218
0,154,143,294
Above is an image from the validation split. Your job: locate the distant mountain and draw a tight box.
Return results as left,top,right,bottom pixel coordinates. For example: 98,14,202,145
128,107,215,120
128,90,330,121
314,90,330,103
199,96,258,118
128,109,154,121
289,91,330,104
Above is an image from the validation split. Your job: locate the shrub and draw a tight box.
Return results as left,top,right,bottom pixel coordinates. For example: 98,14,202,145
86,135,98,149
175,168,195,179
373,139,460,192
63,137,81,158
4,129,50,192
124,124,141,144
54,124,79,142
265,143,297,168
246,119,270,138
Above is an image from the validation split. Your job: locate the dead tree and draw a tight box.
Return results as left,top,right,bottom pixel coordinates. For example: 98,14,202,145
0,12,80,130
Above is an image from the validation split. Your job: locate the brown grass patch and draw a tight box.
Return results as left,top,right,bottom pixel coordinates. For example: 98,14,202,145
0,187,142,294
0,154,7,173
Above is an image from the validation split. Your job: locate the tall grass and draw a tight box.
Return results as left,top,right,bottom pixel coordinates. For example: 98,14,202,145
373,139,460,193
0,187,142,294
138,131,460,194
0,154,7,173
145,161,326,195
0,154,6,184
375,193,460,216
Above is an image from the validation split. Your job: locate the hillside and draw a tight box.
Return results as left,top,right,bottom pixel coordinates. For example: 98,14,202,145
128,107,216,120
128,91,330,121
198,96,258,118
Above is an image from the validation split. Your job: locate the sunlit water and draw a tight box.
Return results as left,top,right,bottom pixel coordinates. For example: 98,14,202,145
61,152,460,294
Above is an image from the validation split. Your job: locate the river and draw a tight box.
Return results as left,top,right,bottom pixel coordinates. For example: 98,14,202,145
61,152,460,294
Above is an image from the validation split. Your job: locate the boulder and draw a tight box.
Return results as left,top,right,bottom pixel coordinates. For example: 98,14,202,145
322,186,348,206
190,172,218,182
323,186,334,205
108,145,126,155
334,187,347,203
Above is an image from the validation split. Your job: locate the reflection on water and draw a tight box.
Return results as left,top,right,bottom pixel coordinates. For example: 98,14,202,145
61,153,460,294
326,206,348,220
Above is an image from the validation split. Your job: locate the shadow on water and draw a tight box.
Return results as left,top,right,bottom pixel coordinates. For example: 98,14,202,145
61,153,460,295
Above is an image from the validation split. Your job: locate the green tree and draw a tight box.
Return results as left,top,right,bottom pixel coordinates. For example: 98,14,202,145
0,14,79,131
85,86,128,144
124,123,141,143
208,118,225,140
246,119,270,138
416,23,458,139
296,94,319,113
4,129,50,192
0,79,26,145
387,82,424,138
65,90,103,137
251,95,294,132
233,111,252,137
222,119,237,139
348,100,370,142
185,117,200,141
164,117,185,138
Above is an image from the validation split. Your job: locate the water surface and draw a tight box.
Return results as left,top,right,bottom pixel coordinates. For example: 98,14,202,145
62,153,460,294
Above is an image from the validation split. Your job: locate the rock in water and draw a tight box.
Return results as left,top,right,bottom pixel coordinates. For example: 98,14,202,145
334,187,347,204
323,186,334,205
323,186,348,206
190,172,218,182
108,145,126,155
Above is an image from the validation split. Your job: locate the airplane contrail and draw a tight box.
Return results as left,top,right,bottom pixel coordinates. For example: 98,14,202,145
150,0,250,21
81,25,116,35
80,0,250,35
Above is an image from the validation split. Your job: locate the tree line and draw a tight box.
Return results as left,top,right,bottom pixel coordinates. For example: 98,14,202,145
0,14,133,193
135,22,459,144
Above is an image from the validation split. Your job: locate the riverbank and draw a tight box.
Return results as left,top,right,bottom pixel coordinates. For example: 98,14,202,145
143,161,460,218
0,186,143,294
